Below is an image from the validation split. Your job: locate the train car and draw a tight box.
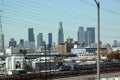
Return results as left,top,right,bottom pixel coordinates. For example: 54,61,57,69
74,64,96,71
74,61,120,71
59,65,71,71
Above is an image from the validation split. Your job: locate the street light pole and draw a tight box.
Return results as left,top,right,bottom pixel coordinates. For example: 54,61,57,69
94,0,100,80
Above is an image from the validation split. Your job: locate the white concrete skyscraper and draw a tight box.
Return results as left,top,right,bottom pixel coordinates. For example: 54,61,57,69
0,16,4,52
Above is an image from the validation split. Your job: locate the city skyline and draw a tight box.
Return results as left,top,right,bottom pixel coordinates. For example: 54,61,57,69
0,0,120,46
6,25,96,48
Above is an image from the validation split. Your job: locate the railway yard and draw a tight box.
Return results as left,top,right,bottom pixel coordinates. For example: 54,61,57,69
1,55,120,80
0,67,120,80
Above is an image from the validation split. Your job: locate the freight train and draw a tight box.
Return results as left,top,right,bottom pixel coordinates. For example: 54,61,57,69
59,61,120,71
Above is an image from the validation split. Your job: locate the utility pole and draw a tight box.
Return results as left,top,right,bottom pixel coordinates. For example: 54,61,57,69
94,0,100,80
44,44,47,80
0,0,4,52
48,44,51,80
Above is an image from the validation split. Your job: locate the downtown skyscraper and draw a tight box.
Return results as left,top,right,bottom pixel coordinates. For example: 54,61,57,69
78,26,84,45
58,22,64,44
9,38,17,48
0,16,4,52
28,28,35,49
77,26,95,47
48,33,52,47
37,33,43,48
86,27,95,46
18,39,24,48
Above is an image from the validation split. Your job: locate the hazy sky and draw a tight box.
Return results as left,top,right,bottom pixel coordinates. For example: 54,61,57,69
1,0,120,46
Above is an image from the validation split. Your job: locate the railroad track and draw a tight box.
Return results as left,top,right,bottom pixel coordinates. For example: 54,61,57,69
1,67,120,80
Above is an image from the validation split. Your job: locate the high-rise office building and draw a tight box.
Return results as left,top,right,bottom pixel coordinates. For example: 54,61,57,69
85,31,88,46
43,41,46,46
20,39,24,46
9,38,17,48
87,31,92,46
19,39,24,48
0,16,4,51
28,28,35,42
48,33,52,46
28,28,35,49
78,26,84,45
37,33,43,48
86,27,95,46
58,22,64,44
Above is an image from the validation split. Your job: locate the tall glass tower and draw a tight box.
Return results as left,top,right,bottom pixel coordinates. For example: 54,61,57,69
87,27,95,46
19,39,24,48
37,33,43,48
48,33,52,46
87,31,92,46
0,16,4,52
28,28,35,49
78,26,84,45
58,22,64,44
28,28,35,42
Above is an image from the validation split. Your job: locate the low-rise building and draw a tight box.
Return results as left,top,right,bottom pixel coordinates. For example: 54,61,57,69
77,52,106,60
57,43,74,53
6,47,18,55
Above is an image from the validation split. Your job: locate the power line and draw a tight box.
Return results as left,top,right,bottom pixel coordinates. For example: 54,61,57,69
80,0,120,16
3,0,120,41
4,21,120,41
5,0,120,29
3,17,79,42
3,1,120,29
5,0,117,28
13,0,92,18
3,0,120,27
5,0,91,20
6,5,86,24
2,1,83,36
2,6,95,33
2,14,88,36
3,15,77,35
3,4,88,27
3,19,120,44
3,8,85,29
101,8,120,15
3,16,57,29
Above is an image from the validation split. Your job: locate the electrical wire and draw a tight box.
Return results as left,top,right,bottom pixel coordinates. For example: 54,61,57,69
80,0,120,16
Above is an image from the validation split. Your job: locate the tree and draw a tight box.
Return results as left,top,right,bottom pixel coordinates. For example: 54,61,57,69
107,50,120,61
